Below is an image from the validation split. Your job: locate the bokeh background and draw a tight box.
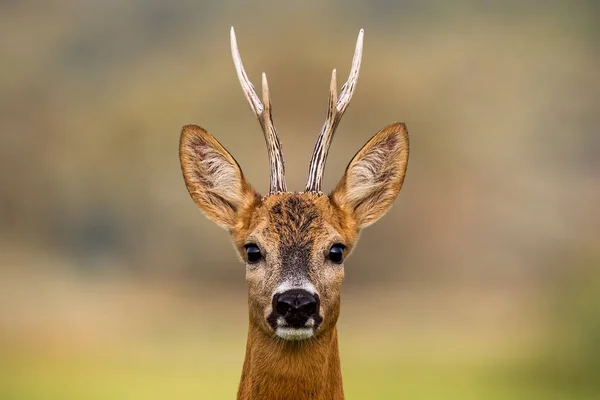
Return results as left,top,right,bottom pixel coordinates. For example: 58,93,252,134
1,0,599,398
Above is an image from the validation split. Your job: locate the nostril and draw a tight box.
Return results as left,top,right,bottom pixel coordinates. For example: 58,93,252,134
297,301,317,316
294,293,317,316
276,299,292,316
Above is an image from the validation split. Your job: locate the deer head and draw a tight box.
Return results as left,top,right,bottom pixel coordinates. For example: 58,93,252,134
179,28,409,345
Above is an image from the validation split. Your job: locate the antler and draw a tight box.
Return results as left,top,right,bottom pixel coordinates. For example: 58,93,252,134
230,27,286,193
305,29,364,193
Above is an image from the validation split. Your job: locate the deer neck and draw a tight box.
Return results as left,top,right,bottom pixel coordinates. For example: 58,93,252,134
237,322,344,400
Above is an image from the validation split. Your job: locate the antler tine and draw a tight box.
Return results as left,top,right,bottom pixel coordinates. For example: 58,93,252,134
260,72,287,193
230,27,286,193
337,29,364,113
305,29,364,193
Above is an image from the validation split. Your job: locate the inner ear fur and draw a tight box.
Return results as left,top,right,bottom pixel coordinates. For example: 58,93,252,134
330,122,409,228
179,124,260,230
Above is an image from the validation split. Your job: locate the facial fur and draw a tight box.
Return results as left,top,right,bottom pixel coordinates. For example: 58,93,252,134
230,193,358,340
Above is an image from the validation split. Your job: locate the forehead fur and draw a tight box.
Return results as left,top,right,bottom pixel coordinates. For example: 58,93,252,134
232,192,358,248
267,194,325,242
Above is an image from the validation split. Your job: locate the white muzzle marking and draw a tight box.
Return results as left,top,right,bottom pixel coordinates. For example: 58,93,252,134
276,326,314,340
274,315,315,341
273,280,317,296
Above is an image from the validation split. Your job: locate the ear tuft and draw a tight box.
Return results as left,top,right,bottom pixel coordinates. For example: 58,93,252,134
179,125,259,230
331,122,409,228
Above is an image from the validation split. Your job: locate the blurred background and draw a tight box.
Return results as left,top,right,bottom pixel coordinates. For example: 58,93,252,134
1,0,599,398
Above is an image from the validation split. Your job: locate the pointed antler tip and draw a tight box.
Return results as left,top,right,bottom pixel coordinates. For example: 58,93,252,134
356,30,364,45
261,72,271,110
230,28,237,49
329,69,338,98
330,69,337,87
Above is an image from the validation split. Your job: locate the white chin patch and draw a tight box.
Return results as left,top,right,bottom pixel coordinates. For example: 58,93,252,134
276,326,314,341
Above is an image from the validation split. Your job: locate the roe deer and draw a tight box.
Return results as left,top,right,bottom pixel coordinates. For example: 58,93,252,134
179,27,409,400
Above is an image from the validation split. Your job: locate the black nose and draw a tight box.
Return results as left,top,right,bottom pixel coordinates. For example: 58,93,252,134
273,289,319,328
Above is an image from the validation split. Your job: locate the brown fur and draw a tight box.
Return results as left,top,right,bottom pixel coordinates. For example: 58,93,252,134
179,122,409,399
238,323,343,400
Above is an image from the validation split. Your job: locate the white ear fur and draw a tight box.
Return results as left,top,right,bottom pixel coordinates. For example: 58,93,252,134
331,122,409,228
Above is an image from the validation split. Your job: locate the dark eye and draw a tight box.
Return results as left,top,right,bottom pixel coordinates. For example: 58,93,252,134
328,244,345,264
245,244,262,264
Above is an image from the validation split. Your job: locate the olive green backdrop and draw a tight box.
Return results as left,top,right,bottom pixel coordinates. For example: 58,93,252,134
1,1,599,398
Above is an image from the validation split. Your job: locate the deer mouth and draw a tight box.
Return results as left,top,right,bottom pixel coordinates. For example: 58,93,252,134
276,326,314,341
275,316,316,340
266,315,321,341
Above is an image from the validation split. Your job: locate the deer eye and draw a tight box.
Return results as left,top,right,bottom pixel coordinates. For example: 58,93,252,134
245,244,262,263
328,244,345,264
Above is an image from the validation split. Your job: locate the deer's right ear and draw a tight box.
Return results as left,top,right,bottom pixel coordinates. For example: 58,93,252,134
179,125,260,230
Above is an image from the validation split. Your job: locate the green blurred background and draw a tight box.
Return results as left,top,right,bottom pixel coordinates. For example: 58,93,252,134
1,0,599,398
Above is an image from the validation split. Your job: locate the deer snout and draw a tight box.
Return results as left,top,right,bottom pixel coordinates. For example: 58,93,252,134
273,289,319,328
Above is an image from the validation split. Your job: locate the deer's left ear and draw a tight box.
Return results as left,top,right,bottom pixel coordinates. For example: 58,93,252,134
330,122,409,228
